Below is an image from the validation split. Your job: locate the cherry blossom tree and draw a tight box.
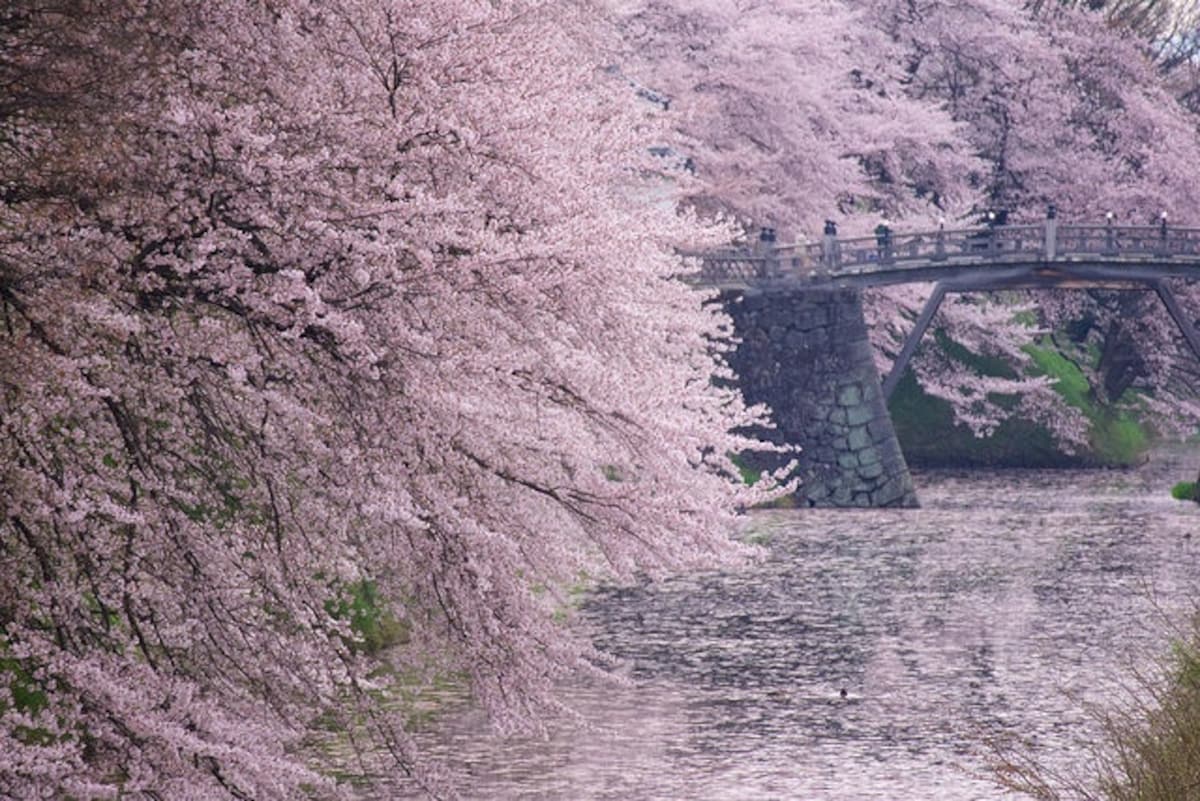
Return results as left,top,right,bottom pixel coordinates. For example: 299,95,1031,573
1,1,776,797
872,0,1200,219
606,0,1095,446
1036,0,1200,80
604,0,981,239
618,0,1200,449
857,0,1200,446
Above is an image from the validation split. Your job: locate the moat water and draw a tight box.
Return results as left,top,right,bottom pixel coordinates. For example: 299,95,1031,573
393,450,1200,800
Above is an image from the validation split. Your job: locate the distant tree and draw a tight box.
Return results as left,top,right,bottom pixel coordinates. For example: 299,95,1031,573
609,0,1107,444
1045,0,1200,120
858,0,1200,443
866,0,1200,217
605,0,981,238
0,1,775,797
617,0,1200,446
1029,0,1200,75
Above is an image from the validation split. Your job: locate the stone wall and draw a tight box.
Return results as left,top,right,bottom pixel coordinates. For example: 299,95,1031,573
723,287,918,508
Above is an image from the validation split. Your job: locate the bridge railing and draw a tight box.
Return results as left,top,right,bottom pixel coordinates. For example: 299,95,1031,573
834,225,1045,273
693,223,1200,285
1055,224,1200,257
692,249,769,282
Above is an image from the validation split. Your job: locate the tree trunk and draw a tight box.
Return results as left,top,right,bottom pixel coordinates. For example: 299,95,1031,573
1096,309,1148,403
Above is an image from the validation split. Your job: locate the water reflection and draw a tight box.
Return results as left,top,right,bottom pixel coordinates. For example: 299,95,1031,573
392,454,1199,800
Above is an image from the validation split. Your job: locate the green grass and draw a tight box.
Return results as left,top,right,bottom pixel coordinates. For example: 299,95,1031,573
737,463,763,487
0,647,56,747
324,580,409,655
1091,415,1150,465
1023,344,1091,408
1,656,47,717
889,332,1153,467
889,370,1072,467
727,453,763,486
935,329,1019,380
1171,481,1198,502
1023,341,1150,465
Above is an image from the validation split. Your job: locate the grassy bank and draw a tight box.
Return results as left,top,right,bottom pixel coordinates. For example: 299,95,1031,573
995,615,1200,800
889,334,1152,468
1023,343,1150,466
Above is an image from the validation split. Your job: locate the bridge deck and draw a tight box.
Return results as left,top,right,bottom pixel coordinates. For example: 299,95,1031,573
695,223,1200,290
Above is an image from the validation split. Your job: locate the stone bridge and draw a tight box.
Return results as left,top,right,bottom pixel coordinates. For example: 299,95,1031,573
699,218,1200,508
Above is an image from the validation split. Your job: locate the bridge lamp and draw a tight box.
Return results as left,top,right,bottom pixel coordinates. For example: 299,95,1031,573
1046,204,1057,219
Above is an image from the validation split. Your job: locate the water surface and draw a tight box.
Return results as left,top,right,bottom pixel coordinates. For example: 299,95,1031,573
395,452,1200,800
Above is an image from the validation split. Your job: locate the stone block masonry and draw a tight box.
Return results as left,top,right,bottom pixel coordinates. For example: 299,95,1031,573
722,287,918,508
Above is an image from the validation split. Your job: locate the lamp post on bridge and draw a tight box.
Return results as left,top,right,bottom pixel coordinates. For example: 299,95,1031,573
821,219,839,275
1104,210,1117,255
1044,204,1057,260
874,217,894,264
757,226,779,279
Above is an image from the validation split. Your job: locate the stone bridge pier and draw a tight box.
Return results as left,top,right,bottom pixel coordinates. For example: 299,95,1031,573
723,287,918,508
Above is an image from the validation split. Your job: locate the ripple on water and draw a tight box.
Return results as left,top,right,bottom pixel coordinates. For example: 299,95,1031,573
386,451,1200,800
